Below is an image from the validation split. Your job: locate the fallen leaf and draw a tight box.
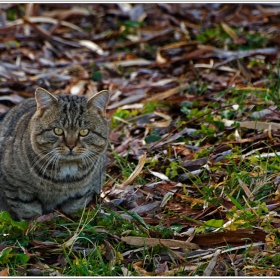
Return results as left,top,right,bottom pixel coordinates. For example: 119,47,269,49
240,121,280,130
62,233,78,249
157,263,201,276
146,83,189,101
133,261,154,276
203,249,221,276
7,16,83,32
192,229,266,248
237,178,252,198
119,153,146,188
160,192,174,207
104,59,153,70
146,111,172,128
129,201,160,214
121,267,132,277
121,236,199,251
78,40,108,56
149,170,170,181
155,261,169,274
221,22,238,41
0,268,9,276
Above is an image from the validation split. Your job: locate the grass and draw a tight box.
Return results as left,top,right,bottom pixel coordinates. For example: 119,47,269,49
2,82,280,275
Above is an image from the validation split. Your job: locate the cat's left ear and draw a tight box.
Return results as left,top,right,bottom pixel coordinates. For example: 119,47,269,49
87,90,110,116
35,87,58,117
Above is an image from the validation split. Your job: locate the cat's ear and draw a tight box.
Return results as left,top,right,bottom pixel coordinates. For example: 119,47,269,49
35,87,58,117
87,90,110,115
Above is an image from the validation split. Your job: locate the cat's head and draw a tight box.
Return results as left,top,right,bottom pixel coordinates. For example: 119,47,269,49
30,88,109,162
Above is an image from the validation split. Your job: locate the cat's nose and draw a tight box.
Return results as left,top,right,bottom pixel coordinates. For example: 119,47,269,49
65,137,77,151
67,144,75,151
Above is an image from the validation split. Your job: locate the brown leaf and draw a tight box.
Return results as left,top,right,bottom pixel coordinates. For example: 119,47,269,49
157,263,201,276
240,121,280,130
22,16,52,39
129,201,161,214
192,229,266,248
203,249,221,276
119,153,146,188
104,58,153,70
36,212,58,222
133,261,154,276
146,111,172,128
121,236,199,251
237,59,252,81
221,22,238,41
237,178,252,198
146,83,189,102
155,261,169,274
0,268,9,276
78,40,108,56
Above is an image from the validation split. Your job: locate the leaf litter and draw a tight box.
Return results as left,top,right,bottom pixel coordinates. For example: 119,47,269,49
1,3,280,276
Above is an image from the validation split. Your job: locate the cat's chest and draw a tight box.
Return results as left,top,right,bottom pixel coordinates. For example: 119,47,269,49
59,163,78,178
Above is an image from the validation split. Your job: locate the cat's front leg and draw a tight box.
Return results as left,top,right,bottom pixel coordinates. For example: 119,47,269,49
59,192,93,216
5,197,42,221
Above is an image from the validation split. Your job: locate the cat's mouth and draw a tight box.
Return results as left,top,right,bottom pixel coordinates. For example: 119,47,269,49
55,147,79,157
55,147,95,162
58,151,81,161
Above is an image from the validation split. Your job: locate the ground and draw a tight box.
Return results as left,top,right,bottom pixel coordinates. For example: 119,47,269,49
1,3,280,276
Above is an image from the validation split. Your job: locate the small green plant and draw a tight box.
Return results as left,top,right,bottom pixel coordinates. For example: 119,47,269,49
111,108,139,129
145,131,161,144
0,212,28,242
165,161,179,179
0,247,30,266
243,31,268,49
142,101,163,114
264,61,280,104
5,41,20,49
196,25,232,48
195,218,224,234
119,20,144,37
91,71,102,82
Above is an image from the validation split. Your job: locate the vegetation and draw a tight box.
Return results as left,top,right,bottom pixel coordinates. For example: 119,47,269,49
1,3,280,276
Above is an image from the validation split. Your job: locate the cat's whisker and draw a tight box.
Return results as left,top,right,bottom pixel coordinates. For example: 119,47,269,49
30,149,49,165
50,154,60,179
31,150,55,170
43,154,60,178
83,155,93,170
82,151,97,168
38,154,54,178
35,150,60,179
34,153,55,176
82,153,101,174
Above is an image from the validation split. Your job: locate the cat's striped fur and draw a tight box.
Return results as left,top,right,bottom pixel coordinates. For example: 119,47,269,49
0,88,109,220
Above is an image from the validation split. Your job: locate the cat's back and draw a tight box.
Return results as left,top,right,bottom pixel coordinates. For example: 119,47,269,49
0,98,36,138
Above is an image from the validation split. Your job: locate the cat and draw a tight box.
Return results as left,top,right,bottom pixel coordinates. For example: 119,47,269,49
0,87,110,221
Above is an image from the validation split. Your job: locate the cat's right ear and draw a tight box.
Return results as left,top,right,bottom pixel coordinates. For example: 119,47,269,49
35,87,58,117
87,90,110,116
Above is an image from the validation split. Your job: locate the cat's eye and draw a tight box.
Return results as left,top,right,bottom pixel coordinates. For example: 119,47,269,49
54,127,64,136
79,129,89,137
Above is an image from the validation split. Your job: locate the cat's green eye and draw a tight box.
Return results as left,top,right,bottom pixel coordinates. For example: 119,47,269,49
54,127,64,136
79,129,89,137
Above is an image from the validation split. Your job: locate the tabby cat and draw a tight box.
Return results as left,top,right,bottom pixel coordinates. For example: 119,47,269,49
0,87,109,221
